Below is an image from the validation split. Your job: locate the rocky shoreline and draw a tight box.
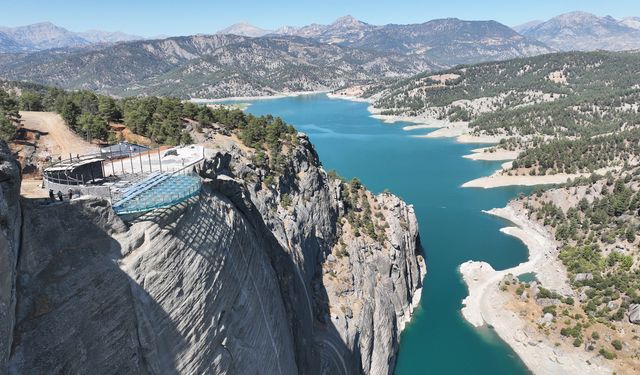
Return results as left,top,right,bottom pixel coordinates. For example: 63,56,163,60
459,203,612,374
462,169,582,188
192,90,330,103
329,93,505,144
462,147,520,161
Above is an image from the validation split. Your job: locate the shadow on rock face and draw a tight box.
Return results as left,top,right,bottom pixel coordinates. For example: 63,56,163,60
199,178,358,375
8,198,185,375
5,139,416,375
120,186,304,375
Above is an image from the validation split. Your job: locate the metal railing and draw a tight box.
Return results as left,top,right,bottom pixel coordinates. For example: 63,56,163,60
44,180,112,199
42,146,206,214
113,173,202,215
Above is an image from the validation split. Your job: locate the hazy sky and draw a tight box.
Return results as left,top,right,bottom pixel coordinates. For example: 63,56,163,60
0,0,638,37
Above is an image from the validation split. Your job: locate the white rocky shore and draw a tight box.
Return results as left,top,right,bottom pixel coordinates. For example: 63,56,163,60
462,163,623,189
459,203,612,375
413,121,502,144
192,90,330,103
462,170,581,188
462,147,520,161
365,105,503,144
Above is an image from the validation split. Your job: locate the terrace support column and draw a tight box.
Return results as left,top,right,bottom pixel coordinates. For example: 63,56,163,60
129,150,134,173
158,148,163,173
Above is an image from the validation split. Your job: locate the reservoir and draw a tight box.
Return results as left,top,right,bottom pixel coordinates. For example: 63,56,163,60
232,94,533,374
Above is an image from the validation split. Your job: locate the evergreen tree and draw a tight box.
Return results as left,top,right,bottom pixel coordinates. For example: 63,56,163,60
19,91,43,111
98,96,120,123
60,100,81,130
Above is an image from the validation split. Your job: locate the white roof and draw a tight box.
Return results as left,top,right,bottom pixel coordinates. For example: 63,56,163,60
45,158,104,172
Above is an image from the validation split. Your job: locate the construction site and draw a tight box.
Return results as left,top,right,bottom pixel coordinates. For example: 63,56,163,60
15,111,207,216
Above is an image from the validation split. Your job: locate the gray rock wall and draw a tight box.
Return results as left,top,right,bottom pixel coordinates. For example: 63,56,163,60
8,191,300,374
1,135,425,375
0,141,21,373
209,135,425,375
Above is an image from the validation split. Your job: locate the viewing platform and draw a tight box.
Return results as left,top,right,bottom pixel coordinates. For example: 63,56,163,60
111,173,201,215
43,143,207,216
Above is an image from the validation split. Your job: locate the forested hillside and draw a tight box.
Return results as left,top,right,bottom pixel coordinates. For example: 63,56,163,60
0,89,20,141
0,34,430,98
371,51,640,175
506,170,640,365
374,51,640,117
275,16,552,67
1,81,298,162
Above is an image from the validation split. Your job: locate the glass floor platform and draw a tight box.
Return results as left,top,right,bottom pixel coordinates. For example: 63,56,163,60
112,173,202,215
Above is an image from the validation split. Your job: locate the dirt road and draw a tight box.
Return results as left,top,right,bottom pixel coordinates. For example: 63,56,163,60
20,111,98,158
18,112,98,198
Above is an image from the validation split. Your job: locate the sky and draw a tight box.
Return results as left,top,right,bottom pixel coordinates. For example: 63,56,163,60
0,0,639,37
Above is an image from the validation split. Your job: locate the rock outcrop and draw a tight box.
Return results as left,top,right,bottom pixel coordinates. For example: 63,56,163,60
0,141,21,372
0,135,425,375
630,304,640,325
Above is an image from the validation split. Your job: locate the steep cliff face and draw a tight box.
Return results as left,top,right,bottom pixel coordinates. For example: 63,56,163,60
0,141,21,372
204,134,426,374
1,135,425,375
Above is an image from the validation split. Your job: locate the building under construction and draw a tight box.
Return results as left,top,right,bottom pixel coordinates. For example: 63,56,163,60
43,145,207,216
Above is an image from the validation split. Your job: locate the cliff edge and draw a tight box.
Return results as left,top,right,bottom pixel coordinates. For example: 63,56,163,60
0,134,425,375
0,141,21,374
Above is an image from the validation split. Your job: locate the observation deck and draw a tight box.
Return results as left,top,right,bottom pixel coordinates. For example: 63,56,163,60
43,144,207,216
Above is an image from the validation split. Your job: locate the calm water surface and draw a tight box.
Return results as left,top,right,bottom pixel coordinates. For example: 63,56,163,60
231,94,533,374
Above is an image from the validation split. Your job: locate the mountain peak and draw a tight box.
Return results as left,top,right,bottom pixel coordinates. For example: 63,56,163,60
557,11,603,21
25,21,58,28
0,22,145,52
332,15,366,27
519,11,640,52
5,21,72,34
216,22,272,37
556,10,596,18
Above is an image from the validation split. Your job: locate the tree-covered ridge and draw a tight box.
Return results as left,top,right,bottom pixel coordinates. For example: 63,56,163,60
472,88,640,137
0,90,20,141
1,82,299,156
510,128,640,175
1,86,195,145
373,51,640,114
516,169,640,361
0,34,431,99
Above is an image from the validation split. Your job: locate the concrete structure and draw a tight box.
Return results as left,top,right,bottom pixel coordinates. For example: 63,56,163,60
100,142,150,159
43,145,207,215
44,158,105,185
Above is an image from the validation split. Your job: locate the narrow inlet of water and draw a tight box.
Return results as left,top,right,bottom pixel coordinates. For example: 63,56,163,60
230,94,533,374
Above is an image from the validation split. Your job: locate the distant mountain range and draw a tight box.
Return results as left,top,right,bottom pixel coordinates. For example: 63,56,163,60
514,11,640,51
2,12,640,99
0,22,143,52
219,12,640,55
0,34,431,98
219,15,552,67
273,15,373,44
0,16,553,98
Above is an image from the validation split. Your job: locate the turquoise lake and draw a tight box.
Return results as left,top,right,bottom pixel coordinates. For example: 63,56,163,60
233,94,533,374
